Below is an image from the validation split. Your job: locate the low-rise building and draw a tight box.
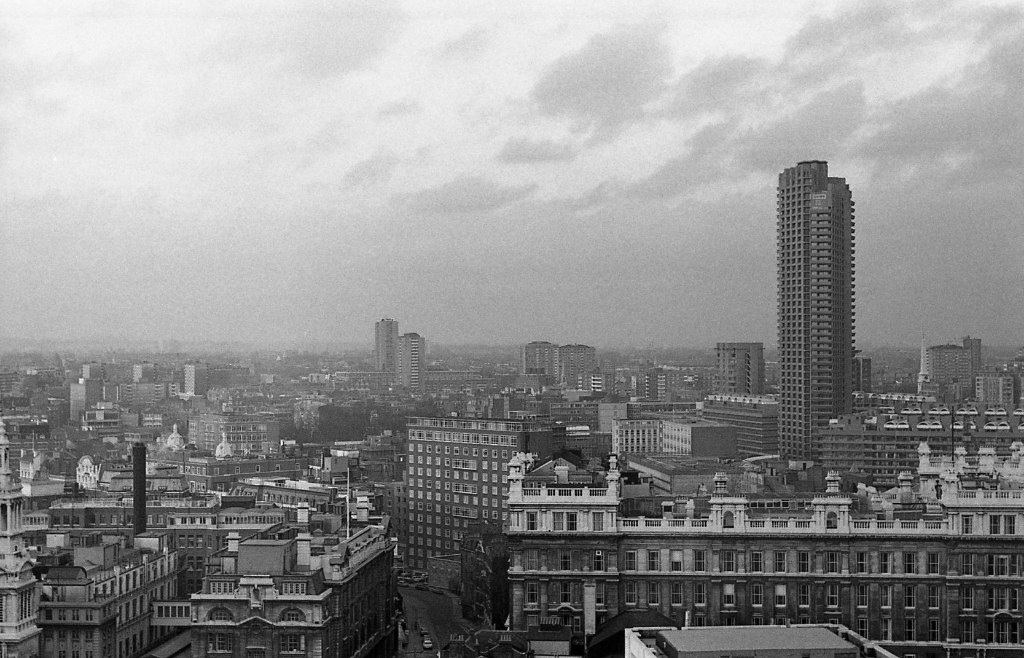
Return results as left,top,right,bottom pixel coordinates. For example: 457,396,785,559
190,523,397,658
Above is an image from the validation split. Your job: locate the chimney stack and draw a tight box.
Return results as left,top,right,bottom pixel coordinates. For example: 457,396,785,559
132,441,147,536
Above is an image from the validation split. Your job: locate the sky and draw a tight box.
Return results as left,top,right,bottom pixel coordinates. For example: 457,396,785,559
1,0,1022,349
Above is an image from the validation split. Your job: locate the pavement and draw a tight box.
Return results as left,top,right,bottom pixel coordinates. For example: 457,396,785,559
398,586,477,657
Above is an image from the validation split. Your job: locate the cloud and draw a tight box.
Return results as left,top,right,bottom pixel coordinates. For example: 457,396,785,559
736,81,867,172
344,151,400,187
496,137,575,163
394,176,537,215
530,22,672,138
437,26,489,60
667,55,769,117
377,99,421,119
216,0,405,79
856,21,1023,183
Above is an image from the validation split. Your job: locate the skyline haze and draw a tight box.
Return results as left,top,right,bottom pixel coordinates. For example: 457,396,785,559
2,1,1021,348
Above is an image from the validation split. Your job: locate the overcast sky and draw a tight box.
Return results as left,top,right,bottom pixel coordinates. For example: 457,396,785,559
1,1,1021,349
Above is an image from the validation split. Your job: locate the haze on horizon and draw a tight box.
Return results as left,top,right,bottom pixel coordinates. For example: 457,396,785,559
1,1,1021,350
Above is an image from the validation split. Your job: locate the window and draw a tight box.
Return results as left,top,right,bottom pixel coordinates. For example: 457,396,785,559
1005,515,1016,534
209,608,233,622
775,584,787,607
928,586,940,609
904,618,915,641
694,582,706,606
799,584,810,607
647,551,660,571
281,609,304,623
855,552,867,573
670,550,683,572
774,551,787,573
552,512,564,532
927,552,940,574
281,635,304,654
625,582,637,605
904,586,916,608
525,550,539,571
281,581,307,595
881,585,893,608
723,583,736,606
647,582,660,606
751,551,763,572
671,583,683,606
962,619,975,642
559,551,571,571
856,617,868,637
826,584,839,607
592,512,604,531
856,584,868,607
751,583,763,606
826,552,839,573
929,618,941,641
961,586,974,610
526,582,539,604
592,551,604,571
961,515,973,534
558,582,571,604
880,552,893,574
961,554,974,575
990,515,1001,535
625,551,637,571
880,618,892,642
566,512,578,531
208,634,233,653
986,554,1010,576
694,550,706,572
526,512,538,531
798,551,810,573
904,552,917,574
721,550,736,572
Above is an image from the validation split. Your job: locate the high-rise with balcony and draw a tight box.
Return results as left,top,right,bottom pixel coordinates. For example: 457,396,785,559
777,161,855,460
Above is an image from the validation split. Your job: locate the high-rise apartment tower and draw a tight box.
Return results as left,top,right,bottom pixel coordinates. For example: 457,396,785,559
397,333,426,395
777,161,855,460
714,342,766,395
374,318,399,373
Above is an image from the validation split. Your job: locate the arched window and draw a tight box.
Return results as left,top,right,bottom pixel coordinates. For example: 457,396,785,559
826,512,838,530
723,511,735,528
281,608,305,623
209,608,233,622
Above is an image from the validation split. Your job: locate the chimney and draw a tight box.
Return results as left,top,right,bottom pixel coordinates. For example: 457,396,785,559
898,471,914,495
227,531,241,553
554,463,570,484
661,500,673,519
713,472,728,495
297,532,312,567
132,441,147,536
825,471,841,494
297,502,310,525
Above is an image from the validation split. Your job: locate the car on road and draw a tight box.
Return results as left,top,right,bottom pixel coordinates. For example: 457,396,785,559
422,637,433,650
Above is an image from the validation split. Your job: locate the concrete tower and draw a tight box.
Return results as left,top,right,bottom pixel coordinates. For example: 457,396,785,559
374,318,399,374
777,161,855,460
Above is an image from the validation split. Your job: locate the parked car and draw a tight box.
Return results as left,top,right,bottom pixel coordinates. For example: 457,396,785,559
422,637,434,650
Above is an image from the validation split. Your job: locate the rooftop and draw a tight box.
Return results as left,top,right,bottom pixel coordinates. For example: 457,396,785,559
656,626,853,652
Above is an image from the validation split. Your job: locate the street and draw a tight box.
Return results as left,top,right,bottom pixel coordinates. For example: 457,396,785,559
398,586,474,657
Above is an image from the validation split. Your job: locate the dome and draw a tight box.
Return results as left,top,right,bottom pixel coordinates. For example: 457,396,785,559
165,424,185,451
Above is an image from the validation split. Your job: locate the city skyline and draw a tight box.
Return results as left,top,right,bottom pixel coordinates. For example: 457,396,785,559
2,1,1021,348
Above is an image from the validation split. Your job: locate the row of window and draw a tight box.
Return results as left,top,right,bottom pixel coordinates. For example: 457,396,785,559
615,549,1018,576
208,633,305,653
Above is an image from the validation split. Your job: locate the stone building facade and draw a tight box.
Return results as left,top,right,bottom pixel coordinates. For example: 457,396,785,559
506,446,1024,657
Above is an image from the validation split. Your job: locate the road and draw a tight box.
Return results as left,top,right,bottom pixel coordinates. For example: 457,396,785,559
398,586,474,657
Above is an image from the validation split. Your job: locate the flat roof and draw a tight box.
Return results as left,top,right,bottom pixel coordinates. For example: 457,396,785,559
657,626,854,652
